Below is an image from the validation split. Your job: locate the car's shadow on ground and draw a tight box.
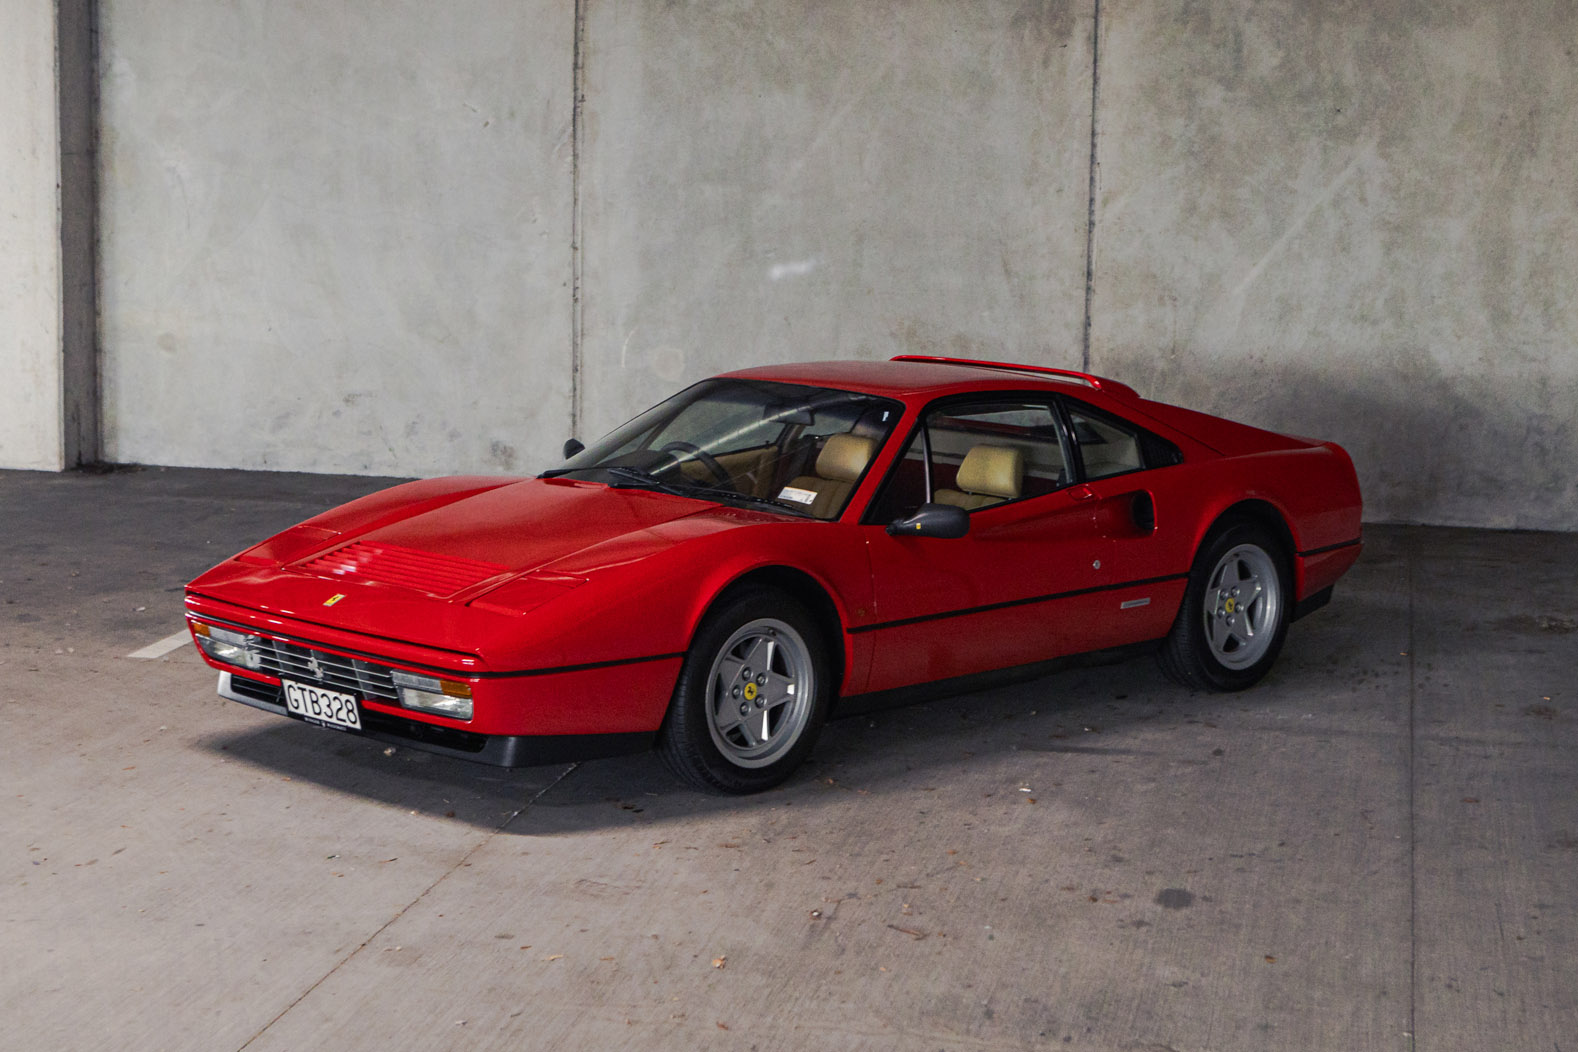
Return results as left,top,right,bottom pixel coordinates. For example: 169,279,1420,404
199,531,1405,832
196,644,1315,834
190,520,1413,837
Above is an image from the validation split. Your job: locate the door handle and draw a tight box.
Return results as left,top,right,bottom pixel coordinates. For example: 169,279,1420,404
1069,484,1097,502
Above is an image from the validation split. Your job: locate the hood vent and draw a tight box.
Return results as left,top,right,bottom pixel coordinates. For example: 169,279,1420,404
301,541,508,598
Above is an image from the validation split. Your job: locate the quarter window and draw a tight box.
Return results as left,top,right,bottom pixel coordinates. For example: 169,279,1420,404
1066,406,1144,479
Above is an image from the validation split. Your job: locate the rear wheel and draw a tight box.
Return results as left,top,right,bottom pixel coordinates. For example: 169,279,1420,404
1159,521,1291,691
658,587,831,793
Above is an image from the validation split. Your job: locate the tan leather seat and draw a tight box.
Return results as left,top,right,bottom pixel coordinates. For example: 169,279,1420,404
934,444,1023,510
781,433,876,519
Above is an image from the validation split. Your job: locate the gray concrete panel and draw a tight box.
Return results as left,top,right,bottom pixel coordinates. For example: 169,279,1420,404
1410,529,1578,1047
0,0,63,471
576,1,1095,440
1091,0,1578,530
97,1,574,477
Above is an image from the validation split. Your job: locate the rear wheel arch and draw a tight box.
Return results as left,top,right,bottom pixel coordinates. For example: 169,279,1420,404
1201,500,1297,587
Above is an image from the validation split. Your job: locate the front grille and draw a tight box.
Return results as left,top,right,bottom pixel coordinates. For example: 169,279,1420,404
228,674,282,705
253,637,399,702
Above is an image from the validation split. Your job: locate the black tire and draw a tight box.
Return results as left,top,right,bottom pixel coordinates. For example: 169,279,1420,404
1158,520,1291,692
657,586,832,794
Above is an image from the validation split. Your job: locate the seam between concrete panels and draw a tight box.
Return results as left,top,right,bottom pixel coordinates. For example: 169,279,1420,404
1080,0,1102,375
58,0,101,466
569,0,588,442
1406,538,1418,1051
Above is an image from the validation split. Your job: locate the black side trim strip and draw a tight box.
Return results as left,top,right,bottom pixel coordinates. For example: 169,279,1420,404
835,639,1163,717
847,572,1188,635
510,652,687,678
1297,538,1362,558
192,612,683,679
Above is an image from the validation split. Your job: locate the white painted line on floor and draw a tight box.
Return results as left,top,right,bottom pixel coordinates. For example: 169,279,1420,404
127,629,193,660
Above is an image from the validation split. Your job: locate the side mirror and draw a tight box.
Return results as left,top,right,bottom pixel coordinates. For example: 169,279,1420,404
562,438,585,459
886,502,969,539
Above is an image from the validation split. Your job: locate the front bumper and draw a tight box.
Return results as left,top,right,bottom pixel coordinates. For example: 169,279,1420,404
187,593,681,767
218,672,652,767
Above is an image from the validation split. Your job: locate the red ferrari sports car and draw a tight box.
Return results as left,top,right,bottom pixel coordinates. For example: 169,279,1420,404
187,356,1362,793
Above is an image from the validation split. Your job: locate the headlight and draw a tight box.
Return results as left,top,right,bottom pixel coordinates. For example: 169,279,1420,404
390,670,474,721
192,623,263,670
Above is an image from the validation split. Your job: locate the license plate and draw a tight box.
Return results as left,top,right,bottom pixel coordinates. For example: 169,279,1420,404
283,680,363,731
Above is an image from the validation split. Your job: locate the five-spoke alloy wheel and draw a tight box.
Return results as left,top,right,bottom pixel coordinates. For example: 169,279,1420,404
659,586,831,793
1159,520,1291,691
1202,541,1282,671
704,617,817,769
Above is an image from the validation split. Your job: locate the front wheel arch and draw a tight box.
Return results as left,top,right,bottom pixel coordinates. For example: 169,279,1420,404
695,565,847,698
657,584,834,793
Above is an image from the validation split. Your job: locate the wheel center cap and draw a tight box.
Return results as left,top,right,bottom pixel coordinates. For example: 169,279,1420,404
743,682,758,702
1223,597,1237,615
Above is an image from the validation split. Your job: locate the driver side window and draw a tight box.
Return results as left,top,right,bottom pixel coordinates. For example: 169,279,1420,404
866,399,1072,522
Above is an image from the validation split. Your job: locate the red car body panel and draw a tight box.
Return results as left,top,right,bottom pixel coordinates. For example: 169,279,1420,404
187,358,1362,764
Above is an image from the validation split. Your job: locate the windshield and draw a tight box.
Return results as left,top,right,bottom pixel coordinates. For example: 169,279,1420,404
547,379,903,520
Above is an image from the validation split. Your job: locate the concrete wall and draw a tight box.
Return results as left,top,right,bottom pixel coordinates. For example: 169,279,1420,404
18,0,1578,527
578,1,1094,439
98,0,574,476
0,0,64,471
1092,0,1578,529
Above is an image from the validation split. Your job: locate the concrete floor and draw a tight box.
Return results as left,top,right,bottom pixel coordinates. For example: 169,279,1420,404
2,466,1573,1052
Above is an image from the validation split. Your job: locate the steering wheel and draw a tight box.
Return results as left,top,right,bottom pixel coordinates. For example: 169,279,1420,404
659,441,732,488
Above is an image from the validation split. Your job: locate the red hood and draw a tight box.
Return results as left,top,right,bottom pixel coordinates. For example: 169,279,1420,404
187,478,769,658
314,477,707,579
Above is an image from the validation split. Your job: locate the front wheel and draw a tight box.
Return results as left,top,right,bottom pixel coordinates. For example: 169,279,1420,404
1158,521,1291,691
657,587,831,793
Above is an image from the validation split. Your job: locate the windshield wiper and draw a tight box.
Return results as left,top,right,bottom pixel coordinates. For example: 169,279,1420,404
675,483,814,517
605,467,811,516
594,465,813,518
603,465,690,496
